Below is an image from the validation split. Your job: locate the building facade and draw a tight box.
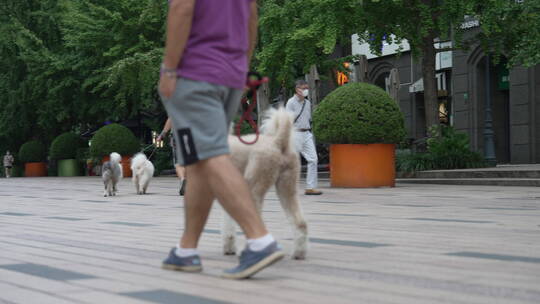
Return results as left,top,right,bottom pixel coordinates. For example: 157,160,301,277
351,31,540,164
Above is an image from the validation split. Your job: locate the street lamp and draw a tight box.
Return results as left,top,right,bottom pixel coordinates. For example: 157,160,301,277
483,55,497,166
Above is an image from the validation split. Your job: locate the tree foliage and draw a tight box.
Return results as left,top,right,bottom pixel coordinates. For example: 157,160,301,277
0,0,166,154
476,0,540,67
258,0,540,135
257,0,361,87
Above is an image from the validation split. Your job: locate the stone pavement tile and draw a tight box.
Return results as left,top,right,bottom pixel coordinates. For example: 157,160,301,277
2,245,161,274
69,278,153,293
137,275,349,304
0,269,87,293
446,251,540,264
337,284,520,304
59,290,152,304
0,263,96,281
0,250,76,268
2,177,540,304
0,281,84,304
120,289,232,304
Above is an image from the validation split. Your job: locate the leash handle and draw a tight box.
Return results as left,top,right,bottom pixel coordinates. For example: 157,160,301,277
235,72,268,145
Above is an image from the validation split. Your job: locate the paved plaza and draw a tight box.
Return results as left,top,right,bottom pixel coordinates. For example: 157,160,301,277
0,176,539,304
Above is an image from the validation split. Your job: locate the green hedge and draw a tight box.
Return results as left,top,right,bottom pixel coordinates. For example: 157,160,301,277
50,132,84,160
90,123,139,158
19,140,47,163
313,82,406,144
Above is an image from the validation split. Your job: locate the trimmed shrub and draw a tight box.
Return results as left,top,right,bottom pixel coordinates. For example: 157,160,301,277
90,123,139,158
50,132,84,160
313,82,406,144
19,140,47,163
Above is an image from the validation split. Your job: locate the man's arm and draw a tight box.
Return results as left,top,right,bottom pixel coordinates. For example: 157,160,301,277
162,118,172,134
162,0,196,69
157,118,173,142
247,1,258,66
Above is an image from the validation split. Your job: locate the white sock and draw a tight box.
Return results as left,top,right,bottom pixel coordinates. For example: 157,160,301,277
247,234,275,252
175,244,199,257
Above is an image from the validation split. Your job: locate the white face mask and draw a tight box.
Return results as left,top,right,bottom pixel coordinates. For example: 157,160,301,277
302,89,309,97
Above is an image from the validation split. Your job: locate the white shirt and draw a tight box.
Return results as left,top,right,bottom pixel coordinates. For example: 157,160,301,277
286,95,311,129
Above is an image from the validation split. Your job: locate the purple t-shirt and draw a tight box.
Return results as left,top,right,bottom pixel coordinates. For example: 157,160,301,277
175,0,254,90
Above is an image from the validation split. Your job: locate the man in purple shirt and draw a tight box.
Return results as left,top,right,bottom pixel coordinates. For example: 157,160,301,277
159,0,284,279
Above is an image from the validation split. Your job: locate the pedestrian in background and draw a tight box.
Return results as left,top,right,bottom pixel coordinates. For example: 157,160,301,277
3,151,14,178
286,80,323,195
157,118,186,196
158,0,284,279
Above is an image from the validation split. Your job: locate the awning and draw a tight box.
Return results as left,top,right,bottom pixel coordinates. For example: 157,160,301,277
409,78,423,93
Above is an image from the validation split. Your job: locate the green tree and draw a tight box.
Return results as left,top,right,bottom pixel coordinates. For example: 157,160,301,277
0,0,68,150
356,0,480,134
257,0,361,89
476,0,540,67
257,0,540,136
60,0,166,123
0,0,168,152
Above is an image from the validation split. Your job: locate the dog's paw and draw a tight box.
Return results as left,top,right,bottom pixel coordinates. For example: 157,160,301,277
292,250,307,260
223,241,236,255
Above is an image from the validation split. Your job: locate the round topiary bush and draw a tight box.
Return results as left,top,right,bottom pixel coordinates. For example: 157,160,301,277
19,140,47,163
90,123,139,158
50,132,84,160
313,82,407,144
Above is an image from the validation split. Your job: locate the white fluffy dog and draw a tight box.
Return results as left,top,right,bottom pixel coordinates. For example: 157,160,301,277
102,152,122,197
223,107,308,259
130,153,155,195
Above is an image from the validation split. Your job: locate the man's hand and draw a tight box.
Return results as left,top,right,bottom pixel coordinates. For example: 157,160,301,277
159,74,177,99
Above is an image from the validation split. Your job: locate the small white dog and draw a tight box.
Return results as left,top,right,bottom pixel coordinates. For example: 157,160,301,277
102,152,122,197
223,107,308,259
130,153,155,195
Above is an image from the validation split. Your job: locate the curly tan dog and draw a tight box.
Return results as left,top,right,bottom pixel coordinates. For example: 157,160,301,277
222,107,308,259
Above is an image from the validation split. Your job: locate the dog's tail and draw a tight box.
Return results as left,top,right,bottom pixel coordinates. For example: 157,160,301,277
261,107,295,154
110,152,121,164
130,153,147,172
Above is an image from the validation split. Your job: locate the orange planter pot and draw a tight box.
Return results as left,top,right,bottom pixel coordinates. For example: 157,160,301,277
102,155,132,177
24,162,47,177
330,144,396,188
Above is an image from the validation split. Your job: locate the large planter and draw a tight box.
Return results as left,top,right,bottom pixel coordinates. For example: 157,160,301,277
24,162,47,177
330,144,396,188
102,155,132,177
58,159,81,177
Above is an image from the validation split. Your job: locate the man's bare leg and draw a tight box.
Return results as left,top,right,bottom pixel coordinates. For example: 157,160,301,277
180,162,215,248
175,164,185,179
199,155,267,239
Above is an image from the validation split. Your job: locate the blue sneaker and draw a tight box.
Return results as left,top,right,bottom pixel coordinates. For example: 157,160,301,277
162,248,202,272
222,241,284,279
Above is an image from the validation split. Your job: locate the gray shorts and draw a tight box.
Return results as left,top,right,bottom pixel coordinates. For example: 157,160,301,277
160,78,242,166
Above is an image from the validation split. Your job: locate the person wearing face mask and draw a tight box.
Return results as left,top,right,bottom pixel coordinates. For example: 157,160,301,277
286,80,323,195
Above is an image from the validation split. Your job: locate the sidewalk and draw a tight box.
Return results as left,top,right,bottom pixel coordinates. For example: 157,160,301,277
0,177,539,303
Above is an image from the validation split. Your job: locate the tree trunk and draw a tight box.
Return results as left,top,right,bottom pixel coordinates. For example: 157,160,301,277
421,34,440,136
306,65,320,106
256,82,270,126
353,55,369,83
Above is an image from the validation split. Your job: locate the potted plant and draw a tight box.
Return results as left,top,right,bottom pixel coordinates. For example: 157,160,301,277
312,82,406,187
18,140,48,177
50,132,85,176
89,123,139,177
